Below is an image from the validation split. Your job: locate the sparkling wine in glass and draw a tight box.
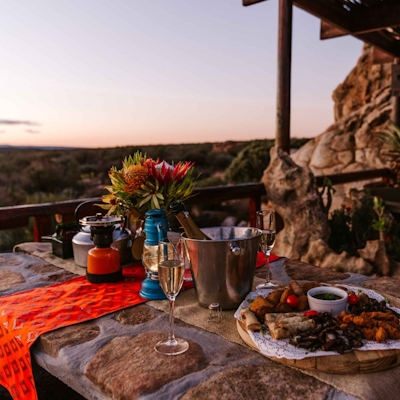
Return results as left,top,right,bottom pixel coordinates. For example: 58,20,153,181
154,239,189,355
256,209,278,289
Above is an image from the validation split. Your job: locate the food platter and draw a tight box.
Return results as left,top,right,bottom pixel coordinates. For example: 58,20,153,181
235,284,400,374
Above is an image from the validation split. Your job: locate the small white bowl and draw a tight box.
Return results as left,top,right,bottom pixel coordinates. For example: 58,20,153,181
307,286,348,316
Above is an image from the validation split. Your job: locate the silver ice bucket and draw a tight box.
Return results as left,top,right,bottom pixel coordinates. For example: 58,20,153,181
182,226,262,310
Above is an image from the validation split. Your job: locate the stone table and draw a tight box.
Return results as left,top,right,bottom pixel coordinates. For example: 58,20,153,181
1,244,400,400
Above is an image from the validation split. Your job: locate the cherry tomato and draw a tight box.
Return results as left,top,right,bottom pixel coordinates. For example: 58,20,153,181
348,293,359,305
304,310,319,317
286,294,299,308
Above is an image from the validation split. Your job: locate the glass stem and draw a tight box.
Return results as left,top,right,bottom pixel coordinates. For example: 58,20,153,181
265,252,270,283
168,298,176,343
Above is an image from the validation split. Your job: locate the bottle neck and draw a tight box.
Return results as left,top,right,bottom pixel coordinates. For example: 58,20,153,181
174,211,210,240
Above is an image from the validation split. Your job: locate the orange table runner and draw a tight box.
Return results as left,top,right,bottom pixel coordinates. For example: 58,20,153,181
0,264,156,400
0,252,274,399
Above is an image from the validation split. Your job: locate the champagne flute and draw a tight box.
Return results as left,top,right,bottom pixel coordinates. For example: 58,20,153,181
256,209,278,289
154,239,189,355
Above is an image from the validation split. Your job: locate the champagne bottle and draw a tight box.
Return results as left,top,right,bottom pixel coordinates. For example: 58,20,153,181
170,200,211,240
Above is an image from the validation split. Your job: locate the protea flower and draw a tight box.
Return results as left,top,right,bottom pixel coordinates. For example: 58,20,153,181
101,151,197,219
151,160,194,185
123,165,149,194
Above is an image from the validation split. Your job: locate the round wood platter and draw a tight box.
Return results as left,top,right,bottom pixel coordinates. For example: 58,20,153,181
237,320,400,374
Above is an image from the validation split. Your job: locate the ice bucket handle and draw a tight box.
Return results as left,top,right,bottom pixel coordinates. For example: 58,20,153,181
230,242,241,256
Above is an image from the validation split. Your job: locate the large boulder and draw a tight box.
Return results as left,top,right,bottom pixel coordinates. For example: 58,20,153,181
262,148,376,276
262,147,330,259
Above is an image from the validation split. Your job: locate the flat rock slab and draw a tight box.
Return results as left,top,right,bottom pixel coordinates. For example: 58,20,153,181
37,322,101,358
114,304,155,325
0,254,24,266
363,276,400,307
181,363,331,400
0,269,25,291
284,259,350,281
85,332,208,399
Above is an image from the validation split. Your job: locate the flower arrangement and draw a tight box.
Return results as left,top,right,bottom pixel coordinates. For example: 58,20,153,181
100,151,196,220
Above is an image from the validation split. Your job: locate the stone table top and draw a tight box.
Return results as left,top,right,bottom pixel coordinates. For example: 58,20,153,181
1,245,400,400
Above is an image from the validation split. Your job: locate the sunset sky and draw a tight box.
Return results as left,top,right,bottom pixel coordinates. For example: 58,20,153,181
0,0,363,148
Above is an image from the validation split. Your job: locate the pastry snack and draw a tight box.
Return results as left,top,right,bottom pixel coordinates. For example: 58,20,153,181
249,280,321,319
240,309,261,332
264,313,315,340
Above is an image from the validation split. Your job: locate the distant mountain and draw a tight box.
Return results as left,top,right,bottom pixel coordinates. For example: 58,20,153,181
0,144,82,150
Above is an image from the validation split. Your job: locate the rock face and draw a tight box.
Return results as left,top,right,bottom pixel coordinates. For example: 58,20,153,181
261,147,330,259
302,239,373,276
263,44,396,274
292,44,393,211
262,148,377,274
358,240,391,276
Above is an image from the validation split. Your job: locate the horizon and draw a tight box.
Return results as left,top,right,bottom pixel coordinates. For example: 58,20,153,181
0,0,363,149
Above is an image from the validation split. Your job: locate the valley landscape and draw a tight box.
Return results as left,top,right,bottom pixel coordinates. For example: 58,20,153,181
0,138,309,251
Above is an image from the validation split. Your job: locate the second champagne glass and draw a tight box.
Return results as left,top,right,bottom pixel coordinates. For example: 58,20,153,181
154,239,189,355
256,209,277,289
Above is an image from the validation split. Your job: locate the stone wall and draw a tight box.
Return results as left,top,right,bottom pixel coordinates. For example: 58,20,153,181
292,44,393,211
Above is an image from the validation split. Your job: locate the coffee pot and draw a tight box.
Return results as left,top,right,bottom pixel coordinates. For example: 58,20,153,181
72,200,132,268
79,213,124,283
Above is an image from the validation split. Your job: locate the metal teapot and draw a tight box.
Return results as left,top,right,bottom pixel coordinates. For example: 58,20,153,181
72,200,132,268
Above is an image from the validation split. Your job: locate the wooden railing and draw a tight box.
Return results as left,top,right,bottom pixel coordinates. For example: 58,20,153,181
0,168,394,243
0,182,267,242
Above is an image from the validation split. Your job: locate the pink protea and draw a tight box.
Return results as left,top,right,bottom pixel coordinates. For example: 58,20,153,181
172,161,195,181
151,160,195,186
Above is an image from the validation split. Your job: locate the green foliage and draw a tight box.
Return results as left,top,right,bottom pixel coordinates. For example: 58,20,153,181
386,223,400,261
328,197,378,257
0,226,33,252
225,138,310,184
376,122,400,162
328,193,400,261
225,140,274,184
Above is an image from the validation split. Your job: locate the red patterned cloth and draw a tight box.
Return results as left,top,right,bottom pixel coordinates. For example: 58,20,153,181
257,252,280,265
0,253,276,399
0,265,157,400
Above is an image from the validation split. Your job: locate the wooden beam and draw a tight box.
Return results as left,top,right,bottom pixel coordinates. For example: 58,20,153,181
321,5,400,37
351,5,400,35
320,20,348,40
372,47,395,65
243,0,268,6
355,31,400,58
294,0,353,32
296,0,400,57
276,0,292,153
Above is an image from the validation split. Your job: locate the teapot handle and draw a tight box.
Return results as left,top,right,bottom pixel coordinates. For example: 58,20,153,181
74,198,103,230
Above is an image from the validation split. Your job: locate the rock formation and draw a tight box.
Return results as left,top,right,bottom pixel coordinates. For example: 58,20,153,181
292,44,393,211
264,44,396,276
262,147,330,260
262,146,375,275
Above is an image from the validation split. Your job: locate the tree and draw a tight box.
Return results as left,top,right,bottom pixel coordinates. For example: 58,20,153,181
225,140,274,184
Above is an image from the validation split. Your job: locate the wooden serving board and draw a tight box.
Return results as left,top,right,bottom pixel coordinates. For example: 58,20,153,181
237,320,400,374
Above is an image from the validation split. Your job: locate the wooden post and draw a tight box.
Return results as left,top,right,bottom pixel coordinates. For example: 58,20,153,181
276,0,293,153
33,215,52,242
392,58,400,127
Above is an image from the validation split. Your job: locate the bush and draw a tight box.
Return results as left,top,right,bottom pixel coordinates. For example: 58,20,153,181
328,193,400,261
225,140,274,184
